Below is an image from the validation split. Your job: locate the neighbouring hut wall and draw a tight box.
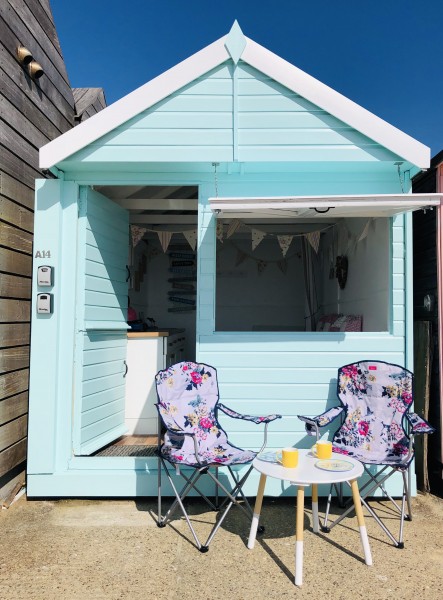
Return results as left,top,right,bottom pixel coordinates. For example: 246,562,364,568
412,156,443,496
73,88,107,123
0,0,75,497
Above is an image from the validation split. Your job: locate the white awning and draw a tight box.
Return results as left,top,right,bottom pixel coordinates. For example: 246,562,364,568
209,194,443,219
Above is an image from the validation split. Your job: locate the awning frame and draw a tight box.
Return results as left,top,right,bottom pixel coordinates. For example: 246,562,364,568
209,193,443,219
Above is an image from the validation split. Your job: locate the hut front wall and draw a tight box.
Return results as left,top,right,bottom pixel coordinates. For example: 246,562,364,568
27,166,413,498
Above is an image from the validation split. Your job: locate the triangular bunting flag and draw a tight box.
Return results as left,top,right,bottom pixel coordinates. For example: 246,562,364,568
251,228,266,251
257,260,267,273
131,225,146,247
235,250,247,266
277,260,288,274
358,219,371,242
216,221,224,243
306,231,321,254
277,235,293,257
226,219,241,238
183,230,197,251
158,231,173,253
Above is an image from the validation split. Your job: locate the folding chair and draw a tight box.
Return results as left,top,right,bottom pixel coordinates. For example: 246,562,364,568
155,361,281,552
298,360,434,548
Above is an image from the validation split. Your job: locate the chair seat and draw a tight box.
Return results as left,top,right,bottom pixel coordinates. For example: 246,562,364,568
332,444,412,469
161,442,257,467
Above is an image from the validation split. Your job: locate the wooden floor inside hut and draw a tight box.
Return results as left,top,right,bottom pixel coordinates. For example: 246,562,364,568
93,435,158,457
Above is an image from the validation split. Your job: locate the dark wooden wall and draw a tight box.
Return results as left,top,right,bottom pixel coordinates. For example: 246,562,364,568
73,88,107,122
413,162,443,496
0,0,75,500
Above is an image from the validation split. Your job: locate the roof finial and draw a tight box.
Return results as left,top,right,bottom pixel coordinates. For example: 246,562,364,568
225,21,246,64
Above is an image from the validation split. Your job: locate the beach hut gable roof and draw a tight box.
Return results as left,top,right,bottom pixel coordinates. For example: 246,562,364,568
40,21,429,169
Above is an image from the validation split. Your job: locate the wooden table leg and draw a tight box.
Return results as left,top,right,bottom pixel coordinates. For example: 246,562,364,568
295,485,305,587
247,474,267,549
311,484,319,533
350,478,373,566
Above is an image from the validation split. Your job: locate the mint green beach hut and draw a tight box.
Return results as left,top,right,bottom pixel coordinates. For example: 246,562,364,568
27,23,440,498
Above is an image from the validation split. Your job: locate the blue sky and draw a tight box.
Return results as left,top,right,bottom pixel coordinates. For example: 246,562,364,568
51,0,443,156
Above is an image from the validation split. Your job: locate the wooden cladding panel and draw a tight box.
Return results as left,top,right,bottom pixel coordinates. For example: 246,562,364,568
0,392,28,425
0,438,27,478
0,414,27,452
0,369,29,401
0,299,31,323
0,5,74,111
0,45,71,139
2,121,40,174
0,145,42,189
0,323,30,347
0,248,32,277
0,171,34,210
0,347,30,374
0,195,34,232
0,274,32,300
2,93,50,150
0,222,33,254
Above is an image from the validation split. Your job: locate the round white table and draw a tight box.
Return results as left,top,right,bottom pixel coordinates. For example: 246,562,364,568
247,449,372,587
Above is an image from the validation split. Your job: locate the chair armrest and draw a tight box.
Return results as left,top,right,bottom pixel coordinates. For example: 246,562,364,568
298,406,344,436
218,403,282,424
405,412,435,435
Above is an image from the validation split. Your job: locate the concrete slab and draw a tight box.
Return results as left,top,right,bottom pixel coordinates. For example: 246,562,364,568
1,493,442,600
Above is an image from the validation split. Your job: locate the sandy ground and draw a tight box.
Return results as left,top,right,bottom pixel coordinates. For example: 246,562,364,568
0,492,442,600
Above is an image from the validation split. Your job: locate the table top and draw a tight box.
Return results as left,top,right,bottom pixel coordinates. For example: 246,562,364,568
253,449,363,486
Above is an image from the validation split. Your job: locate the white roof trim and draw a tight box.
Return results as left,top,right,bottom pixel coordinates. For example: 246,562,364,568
209,193,442,219
40,23,430,170
40,36,231,168
241,39,430,168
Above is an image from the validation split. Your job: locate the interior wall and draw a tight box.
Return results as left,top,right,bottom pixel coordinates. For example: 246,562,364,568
129,237,196,360
216,235,305,331
321,218,389,331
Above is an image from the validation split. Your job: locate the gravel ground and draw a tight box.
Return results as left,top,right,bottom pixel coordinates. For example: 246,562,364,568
0,492,442,600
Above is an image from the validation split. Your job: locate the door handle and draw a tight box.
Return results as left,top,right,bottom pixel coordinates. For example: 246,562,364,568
123,360,128,378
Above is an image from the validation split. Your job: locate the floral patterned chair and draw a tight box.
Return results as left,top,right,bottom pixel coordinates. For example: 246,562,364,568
155,361,281,552
298,360,434,548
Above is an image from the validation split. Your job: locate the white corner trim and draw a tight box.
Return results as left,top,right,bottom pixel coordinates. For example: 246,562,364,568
40,36,231,169
241,38,430,169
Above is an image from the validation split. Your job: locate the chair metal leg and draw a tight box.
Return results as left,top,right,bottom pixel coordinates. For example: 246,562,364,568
324,468,409,548
403,469,413,520
157,456,257,551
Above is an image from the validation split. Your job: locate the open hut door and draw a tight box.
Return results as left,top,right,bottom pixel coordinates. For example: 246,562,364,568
73,187,130,455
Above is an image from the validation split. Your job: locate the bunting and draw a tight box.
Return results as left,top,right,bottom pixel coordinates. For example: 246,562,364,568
235,250,247,266
183,229,197,251
306,230,321,254
131,225,146,247
277,235,294,257
226,219,241,238
251,228,266,251
157,231,173,253
257,260,267,273
216,221,224,243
